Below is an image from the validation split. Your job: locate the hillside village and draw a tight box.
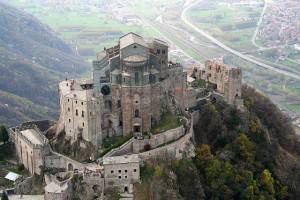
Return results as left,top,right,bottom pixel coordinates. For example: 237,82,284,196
3,33,244,199
257,0,300,46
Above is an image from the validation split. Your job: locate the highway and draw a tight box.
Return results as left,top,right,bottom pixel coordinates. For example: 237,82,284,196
181,0,300,80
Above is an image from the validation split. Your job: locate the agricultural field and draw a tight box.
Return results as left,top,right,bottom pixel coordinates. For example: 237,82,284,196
188,0,262,51
7,0,159,62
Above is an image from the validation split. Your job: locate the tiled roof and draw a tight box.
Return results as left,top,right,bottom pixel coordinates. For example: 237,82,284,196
120,32,148,49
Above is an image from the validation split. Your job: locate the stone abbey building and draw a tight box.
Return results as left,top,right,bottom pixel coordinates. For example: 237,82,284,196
57,33,187,148
93,33,170,137
57,33,242,149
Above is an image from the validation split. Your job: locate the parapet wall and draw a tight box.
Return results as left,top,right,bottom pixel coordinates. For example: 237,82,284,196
138,111,196,161
132,126,184,153
45,151,85,171
107,126,185,157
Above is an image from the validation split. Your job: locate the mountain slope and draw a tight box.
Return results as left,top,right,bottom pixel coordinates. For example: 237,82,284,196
134,86,300,199
0,2,89,126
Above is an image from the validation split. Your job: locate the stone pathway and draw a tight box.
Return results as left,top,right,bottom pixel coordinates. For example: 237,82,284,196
8,195,44,200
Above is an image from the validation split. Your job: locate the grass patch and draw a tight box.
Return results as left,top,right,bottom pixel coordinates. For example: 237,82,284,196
197,79,206,88
151,112,182,135
100,134,133,157
287,104,300,115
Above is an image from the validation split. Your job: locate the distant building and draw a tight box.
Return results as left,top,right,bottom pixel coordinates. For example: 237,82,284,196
58,79,102,148
9,124,50,175
192,59,243,107
103,154,140,192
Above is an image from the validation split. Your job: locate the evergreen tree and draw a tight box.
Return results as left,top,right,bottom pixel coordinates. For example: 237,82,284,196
0,126,9,143
1,192,8,200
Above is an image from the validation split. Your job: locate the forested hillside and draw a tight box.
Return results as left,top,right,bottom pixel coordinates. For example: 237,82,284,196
134,85,300,200
0,2,89,126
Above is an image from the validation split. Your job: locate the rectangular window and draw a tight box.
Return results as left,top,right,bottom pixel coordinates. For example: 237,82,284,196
82,111,85,118
135,72,139,84
111,170,114,174
76,109,78,116
134,169,137,172
157,49,160,54
118,176,121,179
82,122,85,127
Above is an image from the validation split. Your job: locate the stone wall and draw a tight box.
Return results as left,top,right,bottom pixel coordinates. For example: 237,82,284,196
132,126,184,153
105,138,134,157
202,59,242,106
138,112,196,161
162,64,187,110
45,151,84,171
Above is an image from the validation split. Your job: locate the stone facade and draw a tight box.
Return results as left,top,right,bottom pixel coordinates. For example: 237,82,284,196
56,32,187,147
9,124,50,175
92,33,185,137
58,79,102,148
103,154,140,192
44,173,72,200
200,59,242,106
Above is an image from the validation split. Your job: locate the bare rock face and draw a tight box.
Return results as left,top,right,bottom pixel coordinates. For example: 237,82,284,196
50,130,98,162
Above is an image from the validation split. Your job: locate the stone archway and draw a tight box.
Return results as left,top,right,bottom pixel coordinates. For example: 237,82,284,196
124,186,129,193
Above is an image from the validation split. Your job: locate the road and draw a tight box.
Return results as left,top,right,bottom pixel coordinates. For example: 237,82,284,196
117,0,201,64
251,0,268,49
181,0,300,80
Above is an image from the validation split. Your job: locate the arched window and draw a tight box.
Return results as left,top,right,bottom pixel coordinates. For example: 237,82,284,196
134,109,140,118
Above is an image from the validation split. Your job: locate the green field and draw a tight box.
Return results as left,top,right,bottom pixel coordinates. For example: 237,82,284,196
7,1,160,62
188,1,261,51
287,104,300,113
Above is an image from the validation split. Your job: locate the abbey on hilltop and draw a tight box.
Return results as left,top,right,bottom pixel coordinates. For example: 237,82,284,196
55,32,243,149
56,32,189,148
8,33,243,199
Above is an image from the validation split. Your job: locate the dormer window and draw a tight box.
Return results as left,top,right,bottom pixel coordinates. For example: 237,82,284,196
133,45,137,49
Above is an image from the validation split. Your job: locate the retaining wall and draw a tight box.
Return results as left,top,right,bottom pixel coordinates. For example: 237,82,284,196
132,126,184,153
